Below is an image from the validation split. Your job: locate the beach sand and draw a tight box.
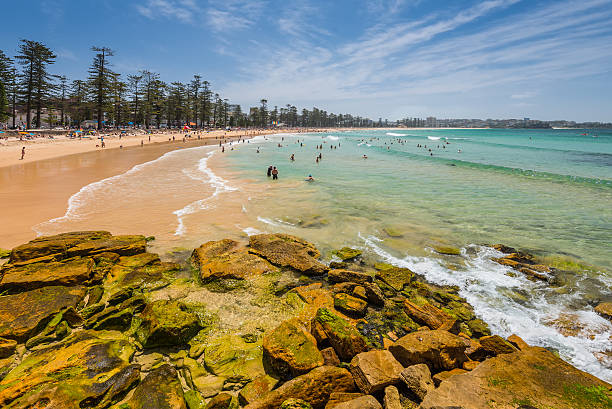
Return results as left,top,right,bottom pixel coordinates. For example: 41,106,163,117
0,128,325,249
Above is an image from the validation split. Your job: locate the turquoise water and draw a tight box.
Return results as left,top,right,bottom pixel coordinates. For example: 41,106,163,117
36,128,612,380
223,129,612,270
216,128,612,380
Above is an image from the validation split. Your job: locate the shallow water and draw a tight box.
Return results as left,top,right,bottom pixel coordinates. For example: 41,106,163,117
36,128,612,381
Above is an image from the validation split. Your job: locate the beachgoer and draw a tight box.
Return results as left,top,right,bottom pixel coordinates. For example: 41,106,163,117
306,175,314,181
20,147,25,160
141,140,144,147
267,166,273,177
290,154,295,161
363,154,368,159
272,167,278,180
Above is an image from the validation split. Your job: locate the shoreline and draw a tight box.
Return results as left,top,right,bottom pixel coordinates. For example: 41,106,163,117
0,129,327,248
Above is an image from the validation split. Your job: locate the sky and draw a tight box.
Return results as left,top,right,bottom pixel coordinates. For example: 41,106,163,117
1,0,611,122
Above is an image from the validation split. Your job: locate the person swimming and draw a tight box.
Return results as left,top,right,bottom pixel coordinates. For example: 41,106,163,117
306,175,314,181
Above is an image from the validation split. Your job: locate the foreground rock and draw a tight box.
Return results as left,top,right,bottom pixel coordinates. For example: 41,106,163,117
134,300,202,348
313,308,369,361
0,257,94,292
244,366,356,409
263,320,324,378
349,350,403,394
400,364,435,401
249,234,328,275
421,345,612,409
191,239,276,282
0,331,136,408
333,395,381,409
116,364,187,409
0,285,86,341
389,330,469,371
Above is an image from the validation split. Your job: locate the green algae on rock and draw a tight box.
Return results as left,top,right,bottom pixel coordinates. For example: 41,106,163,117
263,320,324,378
133,300,203,348
249,234,328,276
332,248,362,262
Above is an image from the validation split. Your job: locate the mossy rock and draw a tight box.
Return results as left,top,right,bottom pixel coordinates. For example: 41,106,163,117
467,319,491,338
203,278,248,293
184,389,206,409
0,249,11,259
263,321,324,378
383,227,403,238
314,308,369,361
0,330,138,408
333,293,368,317
280,398,313,409
203,334,265,381
133,300,203,348
116,364,187,409
433,246,461,256
375,266,415,291
333,248,362,262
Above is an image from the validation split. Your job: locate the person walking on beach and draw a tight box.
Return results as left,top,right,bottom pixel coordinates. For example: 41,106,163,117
20,147,25,160
272,167,279,180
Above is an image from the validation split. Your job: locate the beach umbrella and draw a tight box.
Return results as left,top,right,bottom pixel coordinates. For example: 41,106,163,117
128,122,134,125
0,131,5,134
183,125,191,130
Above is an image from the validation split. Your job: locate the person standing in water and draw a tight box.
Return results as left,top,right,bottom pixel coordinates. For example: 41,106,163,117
272,167,279,180
267,166,273,177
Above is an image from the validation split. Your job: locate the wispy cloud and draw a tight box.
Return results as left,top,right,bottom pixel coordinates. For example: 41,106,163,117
221,0,612,119
135,0,199,23
206,0,266,32
277,0,330,38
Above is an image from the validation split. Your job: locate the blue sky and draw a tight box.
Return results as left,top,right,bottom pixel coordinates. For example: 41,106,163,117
1,0,611,121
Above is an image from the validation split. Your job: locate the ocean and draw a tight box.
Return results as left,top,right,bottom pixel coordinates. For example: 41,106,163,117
36,128,612,381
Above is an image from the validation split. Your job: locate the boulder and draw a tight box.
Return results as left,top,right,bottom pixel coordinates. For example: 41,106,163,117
205,392,239,409
363,283,385,306
333,248,362,261
595,302,612,321
0,330,137,408
8,231,112,263
349,350,404,394
191,239,276,282
119,364,187,409
333,395,381,409
0,337,17,359
403,300,454,330
328,270,372,285
388,330,469,372
184,389,207,409
65,234,147,258
0,257,94,293
491,244,517,254
432,368,467,386
203,334,265,381
399,364,435,401
134,300,202,348
263,320,324,378
420,345,612,409
383,385,401,409
507,334,530,350
239,375,279,405
243,366,356,409
375,266,414,291
324,393,364,409
0,285,86,342
249,234,327,276
313,308,369,361
280,398,313,409
433,246,461,256
479,335,518,356
334,293,368,317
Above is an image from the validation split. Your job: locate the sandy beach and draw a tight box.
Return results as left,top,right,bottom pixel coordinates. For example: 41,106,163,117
0,128,326,249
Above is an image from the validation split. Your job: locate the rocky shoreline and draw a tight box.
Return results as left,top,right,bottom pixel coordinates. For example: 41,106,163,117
0,231,610,408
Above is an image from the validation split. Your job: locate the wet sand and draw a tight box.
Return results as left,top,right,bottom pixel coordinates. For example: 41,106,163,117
0,137,230,249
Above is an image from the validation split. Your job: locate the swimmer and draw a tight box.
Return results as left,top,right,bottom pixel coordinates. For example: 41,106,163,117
363,154,368,159
305,174,314,181
290,154,295,161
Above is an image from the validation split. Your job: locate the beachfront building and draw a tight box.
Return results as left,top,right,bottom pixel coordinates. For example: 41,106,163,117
2,106,72,130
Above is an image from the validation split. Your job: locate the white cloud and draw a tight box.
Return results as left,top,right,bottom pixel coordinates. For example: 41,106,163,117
220,0,612,119
206,0,266,32
136,0,199,23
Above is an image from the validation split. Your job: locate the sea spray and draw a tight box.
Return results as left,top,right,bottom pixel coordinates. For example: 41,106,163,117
358,232,612,381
